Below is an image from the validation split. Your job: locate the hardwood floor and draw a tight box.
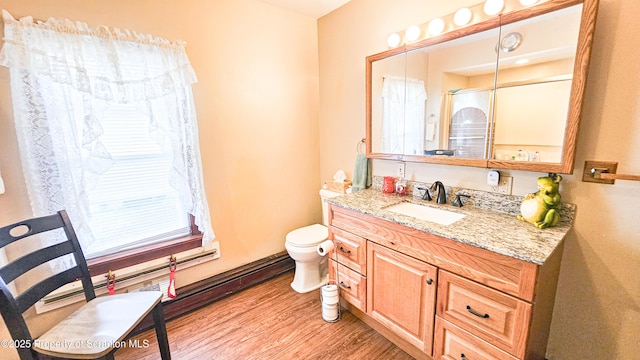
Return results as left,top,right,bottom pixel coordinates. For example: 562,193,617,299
116,272,413,360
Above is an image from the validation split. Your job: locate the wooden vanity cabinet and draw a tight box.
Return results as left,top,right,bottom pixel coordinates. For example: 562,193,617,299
328,204,564,360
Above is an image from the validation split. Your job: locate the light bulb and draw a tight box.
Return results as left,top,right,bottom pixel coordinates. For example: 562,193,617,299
405,25,421,42
387,33,401,48
428,18,445,36
519,0,538,5
484,0,505,16
454,8,473,26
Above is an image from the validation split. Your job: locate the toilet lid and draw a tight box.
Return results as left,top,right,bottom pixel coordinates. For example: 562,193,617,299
285,224,328,247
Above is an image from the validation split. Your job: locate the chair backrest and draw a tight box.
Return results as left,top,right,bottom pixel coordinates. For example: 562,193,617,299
0,210,95,357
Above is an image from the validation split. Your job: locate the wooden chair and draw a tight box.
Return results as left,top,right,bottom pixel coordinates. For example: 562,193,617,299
0,210,171,360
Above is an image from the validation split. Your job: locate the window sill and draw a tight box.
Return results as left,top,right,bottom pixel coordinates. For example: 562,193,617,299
86,234,203,275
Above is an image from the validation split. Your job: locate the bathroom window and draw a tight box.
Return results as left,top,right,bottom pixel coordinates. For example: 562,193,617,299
81,102,192,259
0,11,214,272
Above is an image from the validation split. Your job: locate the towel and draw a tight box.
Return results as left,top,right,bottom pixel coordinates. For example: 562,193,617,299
352,154,372,192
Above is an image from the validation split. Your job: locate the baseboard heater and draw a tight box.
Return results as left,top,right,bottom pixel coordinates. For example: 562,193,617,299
131,251,295,333
36,248,218,314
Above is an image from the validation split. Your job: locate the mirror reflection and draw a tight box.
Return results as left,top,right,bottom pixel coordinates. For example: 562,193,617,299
424,26,500,159
371,51,407,155
492,4,582,163
367,1,588,173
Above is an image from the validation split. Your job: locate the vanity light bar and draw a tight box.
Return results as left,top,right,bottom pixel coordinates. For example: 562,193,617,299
484,0,505,16
386,0,548,48
454,8,473,26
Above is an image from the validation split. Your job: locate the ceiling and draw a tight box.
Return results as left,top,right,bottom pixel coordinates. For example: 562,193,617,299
258,0,351,19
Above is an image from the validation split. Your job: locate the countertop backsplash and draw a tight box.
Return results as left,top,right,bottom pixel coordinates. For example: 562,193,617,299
330,178,577,264
370,175,575,217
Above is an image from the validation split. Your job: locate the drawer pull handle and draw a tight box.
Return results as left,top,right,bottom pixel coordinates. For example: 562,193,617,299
339,281,351,289
466,305,489,319
426,278,433,285
460,354,467,360
338,246,351,254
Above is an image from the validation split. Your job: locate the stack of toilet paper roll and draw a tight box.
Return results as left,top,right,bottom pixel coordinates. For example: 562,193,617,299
317,240,339,321
321,284,339,322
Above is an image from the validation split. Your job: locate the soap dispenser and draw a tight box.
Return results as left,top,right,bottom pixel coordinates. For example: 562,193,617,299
395,179,407,196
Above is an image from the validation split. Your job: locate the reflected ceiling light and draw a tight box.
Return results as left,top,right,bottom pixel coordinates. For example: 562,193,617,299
387,33,401,48
519,0,539,5
515,59,530,65
484,0,505,15
405,25,421,42
454,8,473,26
428,18,445,36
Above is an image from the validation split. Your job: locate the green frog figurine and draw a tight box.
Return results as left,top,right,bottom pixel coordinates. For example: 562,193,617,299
518,175,562,229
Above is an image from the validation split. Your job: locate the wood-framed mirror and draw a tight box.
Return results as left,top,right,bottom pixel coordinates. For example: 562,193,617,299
365,0,599,174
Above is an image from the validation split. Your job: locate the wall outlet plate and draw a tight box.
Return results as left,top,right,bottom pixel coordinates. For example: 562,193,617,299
397,162,405,178
490,175,513,195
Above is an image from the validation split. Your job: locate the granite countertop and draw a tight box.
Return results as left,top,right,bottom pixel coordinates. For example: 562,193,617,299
326,188,576,265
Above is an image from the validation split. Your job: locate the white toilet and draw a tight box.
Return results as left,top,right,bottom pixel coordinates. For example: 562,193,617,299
285,188,342,293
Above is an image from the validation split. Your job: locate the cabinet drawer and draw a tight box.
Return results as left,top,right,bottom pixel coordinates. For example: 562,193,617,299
437,271,531,358
328,259,366,312
329,227,366,275
434,317,518,360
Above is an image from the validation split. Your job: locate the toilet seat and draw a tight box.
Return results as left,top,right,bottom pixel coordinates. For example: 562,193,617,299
285,224,328,248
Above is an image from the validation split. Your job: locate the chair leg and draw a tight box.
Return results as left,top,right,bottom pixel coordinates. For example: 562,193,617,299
152,302,171,360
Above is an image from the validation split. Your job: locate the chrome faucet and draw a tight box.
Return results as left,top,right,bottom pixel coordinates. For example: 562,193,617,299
430,181,447,204
416,186,432,201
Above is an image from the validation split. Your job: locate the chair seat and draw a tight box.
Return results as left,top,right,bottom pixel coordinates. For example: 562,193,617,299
33,291,163,358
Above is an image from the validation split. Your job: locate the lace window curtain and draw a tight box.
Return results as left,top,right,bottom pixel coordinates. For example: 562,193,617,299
381,76,405,154
381,76,427,155
0,10,214,259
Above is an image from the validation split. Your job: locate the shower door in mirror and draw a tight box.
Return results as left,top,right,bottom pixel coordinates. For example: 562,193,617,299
445,90,493,159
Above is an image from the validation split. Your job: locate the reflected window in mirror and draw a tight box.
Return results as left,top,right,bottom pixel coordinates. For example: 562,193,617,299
371,51,406,156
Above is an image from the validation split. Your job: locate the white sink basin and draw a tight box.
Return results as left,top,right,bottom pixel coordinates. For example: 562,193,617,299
383,202,466,226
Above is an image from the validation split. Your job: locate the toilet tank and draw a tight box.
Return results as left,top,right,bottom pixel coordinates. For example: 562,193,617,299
319,189,342,226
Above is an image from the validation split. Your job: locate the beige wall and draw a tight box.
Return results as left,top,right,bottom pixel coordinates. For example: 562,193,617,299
1,0,638,358
319,0,639,359
0,0,320,358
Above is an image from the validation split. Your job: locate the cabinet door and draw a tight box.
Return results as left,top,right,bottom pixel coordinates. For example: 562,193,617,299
367,242,438,355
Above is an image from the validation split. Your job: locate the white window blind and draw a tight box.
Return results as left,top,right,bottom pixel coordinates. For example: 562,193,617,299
83,103,190,258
